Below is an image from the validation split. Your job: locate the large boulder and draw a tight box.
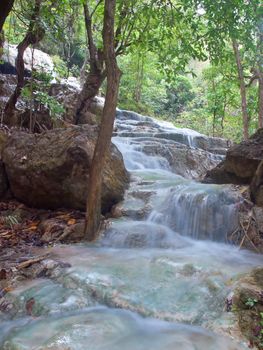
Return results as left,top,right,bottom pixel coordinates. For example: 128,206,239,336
204,129,263,185
2,125,129,213
1,43,54,75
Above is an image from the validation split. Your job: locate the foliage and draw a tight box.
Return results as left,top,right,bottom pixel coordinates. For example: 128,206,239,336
1,215,19,229
52,55,68,78
243,297,263,349
245,298,258,308
1,0,262,141
21,71,64,121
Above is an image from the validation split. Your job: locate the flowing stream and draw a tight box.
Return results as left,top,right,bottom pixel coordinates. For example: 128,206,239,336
1,111,263,350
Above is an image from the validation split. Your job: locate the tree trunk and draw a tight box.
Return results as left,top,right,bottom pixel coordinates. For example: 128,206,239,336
0,0,15,58
75,68,105,124
258,18,263,129
134,54,144,103
84,0,121,240
212,78,217,137
258,73,263,129
4,0,44,126
74,3,106,124
232,39,249,140
221,97,227,136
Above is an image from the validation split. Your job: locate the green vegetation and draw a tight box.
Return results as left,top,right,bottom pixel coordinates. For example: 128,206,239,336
1,0,261,142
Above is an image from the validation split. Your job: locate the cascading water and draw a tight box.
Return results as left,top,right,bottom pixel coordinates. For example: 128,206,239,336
1,110,262,350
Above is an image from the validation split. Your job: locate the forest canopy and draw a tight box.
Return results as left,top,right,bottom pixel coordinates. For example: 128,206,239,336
0,0,262,142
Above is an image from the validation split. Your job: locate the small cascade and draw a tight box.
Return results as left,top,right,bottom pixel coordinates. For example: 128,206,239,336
113,121,240,243
148,184,240,242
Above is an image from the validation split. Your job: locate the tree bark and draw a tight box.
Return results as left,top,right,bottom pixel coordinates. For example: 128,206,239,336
257,18,263,129
84,0,121,240
232,39,249,140
134,54,144,103
75,69,105,124
0,0,15,58
258,72,263,129
4,0,44,126
74,3,106,124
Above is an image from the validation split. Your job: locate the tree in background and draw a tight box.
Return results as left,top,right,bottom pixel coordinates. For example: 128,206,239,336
75,0,207,124
188,0,260,139
4,0,45,125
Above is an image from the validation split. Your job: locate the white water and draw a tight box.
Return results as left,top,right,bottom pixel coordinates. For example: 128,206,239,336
1,110,262,350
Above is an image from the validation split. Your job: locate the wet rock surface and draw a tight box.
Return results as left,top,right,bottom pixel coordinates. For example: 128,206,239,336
114,110,227,180
115,109,230,156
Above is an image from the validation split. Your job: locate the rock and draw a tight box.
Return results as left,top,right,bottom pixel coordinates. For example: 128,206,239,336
232,268,263,348
250,160,263,207
39,218,66,243
0,74,18,111
204,129,263,185
2,125,129,213
1,43,54,75
62,221,85,242
0,75,64,131
115,109,231,156
0,162,9,198
141,140,222,179
49,80,80,124
49,82,102,125
0,131,9,197
89,96,105,116
253,206,263,230
204,163,244,185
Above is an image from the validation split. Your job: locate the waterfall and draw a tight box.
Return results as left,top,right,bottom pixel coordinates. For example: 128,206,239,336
1,109,262,350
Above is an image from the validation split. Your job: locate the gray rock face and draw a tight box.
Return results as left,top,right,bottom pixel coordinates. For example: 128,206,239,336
2,125,129,213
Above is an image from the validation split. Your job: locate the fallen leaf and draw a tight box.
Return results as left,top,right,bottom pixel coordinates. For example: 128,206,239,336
67,219,76,225
28,225,38,231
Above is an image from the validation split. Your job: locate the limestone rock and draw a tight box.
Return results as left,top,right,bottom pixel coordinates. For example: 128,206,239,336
2,125,129,213
1,43,54,75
